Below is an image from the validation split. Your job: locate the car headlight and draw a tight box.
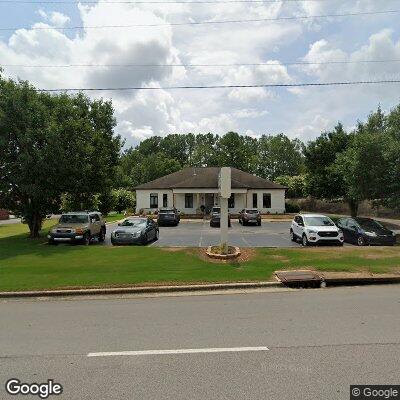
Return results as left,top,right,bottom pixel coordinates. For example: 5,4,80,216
365,231,377,237
51,228,57,234
133,232,140,238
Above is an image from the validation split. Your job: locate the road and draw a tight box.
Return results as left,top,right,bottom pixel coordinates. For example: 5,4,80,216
1,286,399,399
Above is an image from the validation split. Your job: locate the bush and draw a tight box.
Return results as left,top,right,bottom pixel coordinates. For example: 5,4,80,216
285,202,301,213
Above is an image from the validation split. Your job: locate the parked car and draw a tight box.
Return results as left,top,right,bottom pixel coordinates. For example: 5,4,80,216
111,217,159,245
238,208,261,226
48,211,106,245
290,214,344,246
210,206,231,228
157,208,180,226
336,217,396,246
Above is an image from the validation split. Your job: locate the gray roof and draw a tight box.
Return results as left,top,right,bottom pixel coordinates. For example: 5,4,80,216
135,167,286,190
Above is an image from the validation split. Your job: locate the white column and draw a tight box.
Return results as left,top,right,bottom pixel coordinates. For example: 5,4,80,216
220,196,228,254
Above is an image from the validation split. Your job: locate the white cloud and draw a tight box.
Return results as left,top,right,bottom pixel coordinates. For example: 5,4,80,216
38,10,71,27
1,2,399,145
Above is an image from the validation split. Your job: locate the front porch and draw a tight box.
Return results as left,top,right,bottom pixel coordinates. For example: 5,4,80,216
173,189,247,215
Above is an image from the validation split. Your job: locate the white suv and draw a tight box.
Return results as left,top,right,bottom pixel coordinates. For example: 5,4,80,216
290,214,344,246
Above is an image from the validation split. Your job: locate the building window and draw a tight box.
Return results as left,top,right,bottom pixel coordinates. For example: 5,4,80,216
263,193,271,208
163,193,168,208
228,193,235,209
150,193,158,208
185,194,193,208
252,193,257,208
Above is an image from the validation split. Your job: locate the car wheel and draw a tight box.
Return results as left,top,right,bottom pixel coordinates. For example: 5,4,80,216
98,229,105,243
357,236,365,246
155,230,159,241
257,220,261,226
48,239,57,245
83,233,91,246
302,234,309,247
141,233,148,245
290,230,296,242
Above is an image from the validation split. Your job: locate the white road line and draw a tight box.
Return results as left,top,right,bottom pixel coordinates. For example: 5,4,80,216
87,346,269,357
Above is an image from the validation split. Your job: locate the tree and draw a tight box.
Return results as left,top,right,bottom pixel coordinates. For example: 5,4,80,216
303,123,353,211
257,134,304,180
113,189,136,213
215,132,258,173
0,75,122,237
275,175,309,198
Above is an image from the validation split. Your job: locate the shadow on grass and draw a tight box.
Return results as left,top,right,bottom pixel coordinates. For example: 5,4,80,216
0,231,85,262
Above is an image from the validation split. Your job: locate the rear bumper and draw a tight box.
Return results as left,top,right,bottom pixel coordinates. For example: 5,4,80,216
157,219,178,226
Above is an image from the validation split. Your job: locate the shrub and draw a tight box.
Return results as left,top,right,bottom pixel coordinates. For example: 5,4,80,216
285,202,301,213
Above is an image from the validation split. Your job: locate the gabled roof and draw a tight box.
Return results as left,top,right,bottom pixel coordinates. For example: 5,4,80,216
135,167,286,190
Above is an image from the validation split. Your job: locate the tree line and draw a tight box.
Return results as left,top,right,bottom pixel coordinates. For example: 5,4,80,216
1,74,399,237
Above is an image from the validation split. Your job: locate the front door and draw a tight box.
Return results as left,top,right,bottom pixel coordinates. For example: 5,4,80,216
204,194,214,214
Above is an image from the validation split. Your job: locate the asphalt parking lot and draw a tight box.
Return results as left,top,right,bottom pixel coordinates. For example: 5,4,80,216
106,220,300,248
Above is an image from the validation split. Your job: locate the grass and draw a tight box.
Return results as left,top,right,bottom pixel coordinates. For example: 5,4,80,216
0,222,399,292
104,213,125,223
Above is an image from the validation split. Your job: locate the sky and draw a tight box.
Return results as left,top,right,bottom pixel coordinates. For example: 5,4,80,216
1,0,400,147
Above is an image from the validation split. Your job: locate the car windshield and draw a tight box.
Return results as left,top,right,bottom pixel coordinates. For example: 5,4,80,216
59,214,89,224
121,219,147,227
357,219,384,230
159,210,174,214
245,209,258,214
304,216,334,226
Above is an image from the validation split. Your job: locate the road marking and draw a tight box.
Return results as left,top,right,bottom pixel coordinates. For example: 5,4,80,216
87,346,269,357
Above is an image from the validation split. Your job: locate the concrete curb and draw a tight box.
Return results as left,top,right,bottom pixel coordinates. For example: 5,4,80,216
0,281,283,298
2,277,400,299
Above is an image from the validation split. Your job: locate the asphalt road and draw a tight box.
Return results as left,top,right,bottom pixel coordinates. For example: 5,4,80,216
1,286,399,399
106,220,301,247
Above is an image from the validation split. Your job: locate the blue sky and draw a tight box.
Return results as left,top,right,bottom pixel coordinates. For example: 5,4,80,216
1,0,400,147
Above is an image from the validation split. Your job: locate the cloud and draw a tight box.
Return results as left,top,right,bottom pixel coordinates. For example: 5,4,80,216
1,2,400,145
38,10,71,27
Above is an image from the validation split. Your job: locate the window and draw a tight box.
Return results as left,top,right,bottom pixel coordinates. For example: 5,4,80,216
163,193,168,208
185,194,193,208
252,193,257,208
228,193,235,208
150,193,158,208
263,193,271,208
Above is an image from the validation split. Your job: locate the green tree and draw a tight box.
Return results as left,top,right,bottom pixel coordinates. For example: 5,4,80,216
113,189,136,213
275,174,309,198
303,123,353,211
215,132,258,173
0,75,121,237
257,134,304,180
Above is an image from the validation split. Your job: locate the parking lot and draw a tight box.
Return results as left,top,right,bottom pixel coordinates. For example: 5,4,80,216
106,220,300,248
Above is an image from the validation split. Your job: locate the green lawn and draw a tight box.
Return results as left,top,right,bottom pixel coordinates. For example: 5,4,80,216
0,222,399,292
104,213,125,223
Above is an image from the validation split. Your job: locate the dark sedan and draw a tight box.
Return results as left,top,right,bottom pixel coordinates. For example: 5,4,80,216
238,208,261,226
337,217,396,246
209,206,231,228
157,208,180,226
111,217,159,245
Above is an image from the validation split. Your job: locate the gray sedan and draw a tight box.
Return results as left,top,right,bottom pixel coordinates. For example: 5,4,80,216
111,217,159,245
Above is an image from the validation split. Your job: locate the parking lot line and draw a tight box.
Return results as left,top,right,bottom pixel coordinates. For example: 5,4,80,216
87,346,269,357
